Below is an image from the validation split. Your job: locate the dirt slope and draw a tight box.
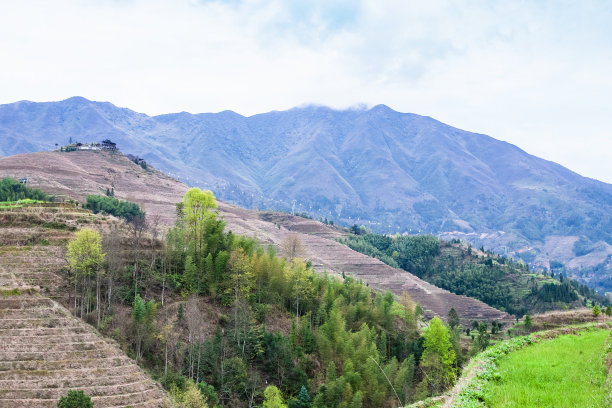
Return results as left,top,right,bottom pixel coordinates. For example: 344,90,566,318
0,204,169,407
0,150,510,323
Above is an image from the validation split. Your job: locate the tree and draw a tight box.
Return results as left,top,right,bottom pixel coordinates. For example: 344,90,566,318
289,386,312,408
474,322,490,352
524,314,532,330
282,233,306,261
263,385,287,408
132,294,157,362
183,187,217,258
57,390,93,408
592,305,601,317
66,228,105,323
447,308,460,329
605,306,612,316
419,317,456,395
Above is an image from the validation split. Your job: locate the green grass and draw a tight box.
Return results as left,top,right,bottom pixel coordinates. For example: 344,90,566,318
485,329,609,408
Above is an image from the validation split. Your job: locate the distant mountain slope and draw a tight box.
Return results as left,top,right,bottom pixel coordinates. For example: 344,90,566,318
1,97,611,279
0,150,511,323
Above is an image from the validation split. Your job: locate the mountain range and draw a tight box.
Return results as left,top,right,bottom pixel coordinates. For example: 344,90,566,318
1,96,611,289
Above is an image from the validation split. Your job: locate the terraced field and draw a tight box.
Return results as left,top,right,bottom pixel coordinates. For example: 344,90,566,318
0,204,169,407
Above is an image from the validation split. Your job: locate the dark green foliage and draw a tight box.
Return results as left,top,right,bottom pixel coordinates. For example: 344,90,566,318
537,282,578,303
85,194,144,220
0,177,52,202
447,308,460,329
340,233,607,316
57,390,93,408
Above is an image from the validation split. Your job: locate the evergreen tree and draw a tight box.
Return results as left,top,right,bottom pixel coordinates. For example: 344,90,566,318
447,308,460,329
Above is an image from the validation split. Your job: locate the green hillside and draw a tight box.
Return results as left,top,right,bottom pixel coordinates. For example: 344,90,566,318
339,233,609,316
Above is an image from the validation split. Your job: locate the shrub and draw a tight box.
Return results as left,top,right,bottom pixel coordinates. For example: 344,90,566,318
57,390,93,408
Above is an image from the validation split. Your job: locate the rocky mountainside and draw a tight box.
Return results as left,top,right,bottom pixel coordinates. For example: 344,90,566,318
1,97,611,279
0,150,510,323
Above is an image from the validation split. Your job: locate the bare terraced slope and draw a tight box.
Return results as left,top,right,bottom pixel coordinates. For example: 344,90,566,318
0,204,168,407
0,150,510,323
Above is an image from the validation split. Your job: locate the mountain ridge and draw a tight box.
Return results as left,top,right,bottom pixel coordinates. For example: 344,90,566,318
1,97,611,288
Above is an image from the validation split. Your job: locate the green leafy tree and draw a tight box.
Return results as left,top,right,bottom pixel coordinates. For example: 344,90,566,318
263,385,287,408
66,228,105,323
524,314,532,330
605,306,612,316
57,390,93,408
592,305,601,317
419,317,456,395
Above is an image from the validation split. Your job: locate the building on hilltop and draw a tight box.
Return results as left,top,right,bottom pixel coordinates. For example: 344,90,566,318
101,139,117,151
59,139,118,152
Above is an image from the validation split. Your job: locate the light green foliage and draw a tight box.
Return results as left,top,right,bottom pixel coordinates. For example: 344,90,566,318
67,228,105,279
605,306,612,316
57,389,93,408
171,380,209,408
484,330,609,407
419,317,456,394
592,305,601,316
263,385,287,408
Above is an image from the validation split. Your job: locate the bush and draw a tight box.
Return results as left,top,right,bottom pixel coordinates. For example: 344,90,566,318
57,390,93,408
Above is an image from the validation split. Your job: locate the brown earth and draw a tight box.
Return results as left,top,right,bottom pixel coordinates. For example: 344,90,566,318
0,204,169,407
0,150,511,324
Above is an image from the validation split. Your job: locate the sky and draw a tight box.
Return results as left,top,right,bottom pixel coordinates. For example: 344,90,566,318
1,0,611,183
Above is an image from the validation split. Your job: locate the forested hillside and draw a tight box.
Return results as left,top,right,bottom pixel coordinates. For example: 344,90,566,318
339,233,609,316
59,188,468,407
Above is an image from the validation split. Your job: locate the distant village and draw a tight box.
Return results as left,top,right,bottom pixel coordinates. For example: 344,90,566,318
59,139,117,152
59,139,148,168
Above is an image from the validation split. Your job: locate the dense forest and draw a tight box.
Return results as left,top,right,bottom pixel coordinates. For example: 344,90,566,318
65,189,468,407
339,233,609,316
0,177,53,202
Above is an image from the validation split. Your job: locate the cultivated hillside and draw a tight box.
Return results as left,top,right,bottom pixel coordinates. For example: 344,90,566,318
0,203,169,407
1,97,611,281
0,150,510,323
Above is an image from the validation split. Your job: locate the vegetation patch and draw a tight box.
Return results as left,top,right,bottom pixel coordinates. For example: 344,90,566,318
339,233,609,316
85,194,144,220
451,325,610,408
1,288,22,297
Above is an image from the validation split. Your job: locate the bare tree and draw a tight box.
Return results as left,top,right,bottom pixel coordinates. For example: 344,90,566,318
281,233,306,261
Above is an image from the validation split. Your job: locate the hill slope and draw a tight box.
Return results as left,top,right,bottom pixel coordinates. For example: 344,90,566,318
0,203,169,407
0,150,510,323
2,98,612,276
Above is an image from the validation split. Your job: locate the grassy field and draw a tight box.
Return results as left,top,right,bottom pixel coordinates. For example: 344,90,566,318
485,328,610,408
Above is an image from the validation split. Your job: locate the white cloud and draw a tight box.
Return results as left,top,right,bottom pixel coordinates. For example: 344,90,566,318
0,0,611,182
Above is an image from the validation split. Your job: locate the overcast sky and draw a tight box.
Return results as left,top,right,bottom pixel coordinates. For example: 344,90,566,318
1,0,611,183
